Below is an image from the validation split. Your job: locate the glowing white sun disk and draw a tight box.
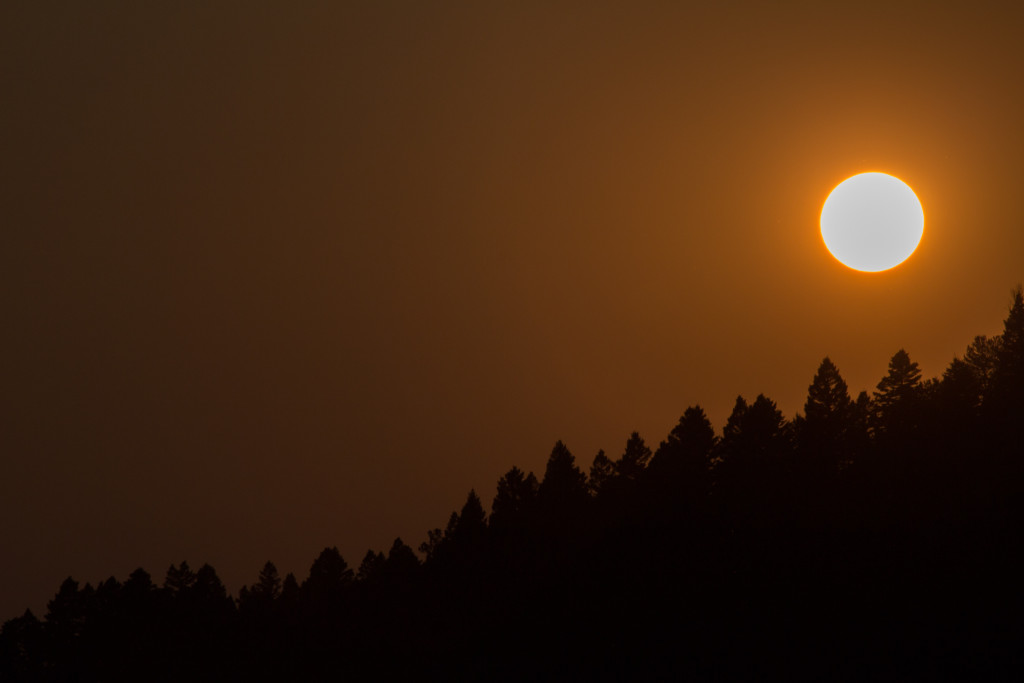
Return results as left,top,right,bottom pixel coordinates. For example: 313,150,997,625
820,172,924,272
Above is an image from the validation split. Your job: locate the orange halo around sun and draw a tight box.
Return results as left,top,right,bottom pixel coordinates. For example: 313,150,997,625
820,173,924,272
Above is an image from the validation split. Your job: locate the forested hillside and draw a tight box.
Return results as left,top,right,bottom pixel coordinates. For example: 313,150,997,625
3,289,1023,681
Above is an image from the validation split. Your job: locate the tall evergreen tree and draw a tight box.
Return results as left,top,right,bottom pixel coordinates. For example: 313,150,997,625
990,287,1024,413
616,432,652,481
718,394,789,465
190,564,228,604
538,440,588,506
164,561,197,595
722,396,748,446
0,609,42,680
450,489,487,547
45,578,88,639
745,394,791,457
252,561,283,600
123,568,153,596
964,335,1000,392
385,538,420,576
934,334,1000,427
652,405,716,471
280,573,300,603
588,450,616,496
490,466,539,528
800,357,855,471
872,349,923,440
804,357,853,427
418,526,446,561
939,346,993,424
714,394,792,524
303,547,353,606
648,405,716,505
357,551,386,582
997,287,1024,370
852,390,872,451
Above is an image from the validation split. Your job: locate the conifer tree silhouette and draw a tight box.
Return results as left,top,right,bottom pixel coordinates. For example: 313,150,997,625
450,489,487,548
616,431,652,481
646,405,717,520
46,577,87,639
6,285,1024,682
302,547,353,611
851,390,872,451
719,394,789,465
722,395,748,445
190,564,230,605
715,394,791,524
651,405,716,475
964,335,1000,392
491,466,539,529
385,538,420,576
0,609,42,680
872,349,923,442
799,357,855,472
939,340,995,425
418,527,445,561
596,432,653,512
990,288,1024,416
803,358,853,432
280,572,300,603
120,567,157,634
587,449,615,496
357,551,386,582
647,405,716,514
163,561,197,595
538,440,588,508
256,561,283,600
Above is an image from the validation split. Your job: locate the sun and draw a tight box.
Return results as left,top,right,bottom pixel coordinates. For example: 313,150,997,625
820,172,924,272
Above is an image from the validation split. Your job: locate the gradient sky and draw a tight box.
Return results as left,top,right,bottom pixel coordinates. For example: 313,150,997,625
3,1,1024,618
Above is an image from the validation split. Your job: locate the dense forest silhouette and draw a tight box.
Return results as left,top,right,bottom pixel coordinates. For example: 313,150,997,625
3,288,1023,681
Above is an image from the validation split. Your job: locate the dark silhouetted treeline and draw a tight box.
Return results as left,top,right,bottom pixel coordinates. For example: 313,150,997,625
3,289,1024,681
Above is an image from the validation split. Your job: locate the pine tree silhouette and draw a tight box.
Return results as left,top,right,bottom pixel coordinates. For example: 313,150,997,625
587,449,615,495
6,285,1024,681
799,357,855,472
872,349,923,444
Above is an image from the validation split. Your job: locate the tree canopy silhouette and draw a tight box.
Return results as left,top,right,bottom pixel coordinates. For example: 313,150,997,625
4,286,1024,681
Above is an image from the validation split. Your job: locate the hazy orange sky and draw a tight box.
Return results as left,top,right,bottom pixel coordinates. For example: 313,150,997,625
3,1,1024,618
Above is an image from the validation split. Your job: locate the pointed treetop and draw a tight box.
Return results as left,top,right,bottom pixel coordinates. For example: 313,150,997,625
387,537,420,573
252,561,282,599
491,465,539,526
280,573,300,600
357,550,386,582
455,489,487,536
963,335,1000,383
662,405,716,455
164,561,196,594
124,568,153,593
875,349,922,404
191,564,227,601
649,405,716,482
746,394,787,435
588,449,615,495
616,431,652,480
804,357,852,424
1002,286,1024,344
723,396,749,442
988,286,1024,410
997,286,1024,371
305,547,354,591
538,440,588,502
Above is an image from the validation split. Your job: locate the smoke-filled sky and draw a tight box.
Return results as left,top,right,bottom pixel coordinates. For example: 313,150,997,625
3,1,1024,618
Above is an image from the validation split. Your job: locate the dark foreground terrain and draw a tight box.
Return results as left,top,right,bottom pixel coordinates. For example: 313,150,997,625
4,290,1024,681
